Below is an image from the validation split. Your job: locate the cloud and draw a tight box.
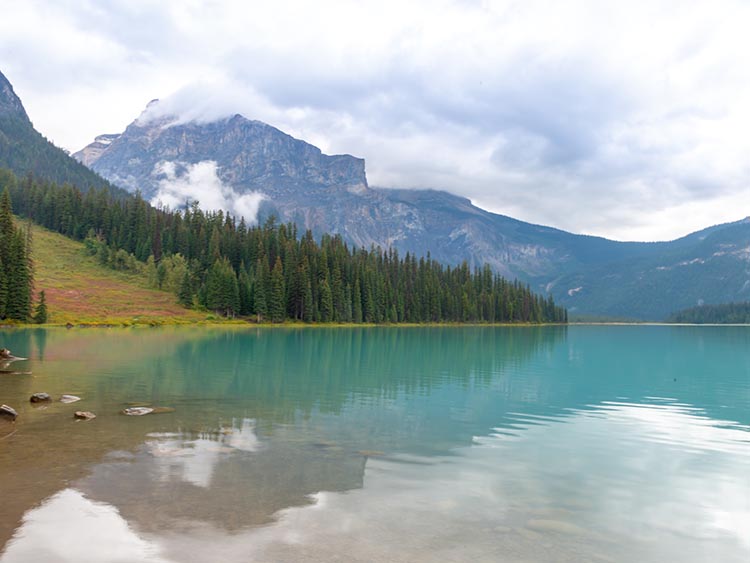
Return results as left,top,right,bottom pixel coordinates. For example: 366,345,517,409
1,488,169,563
151,160,265,223
2,0,750,240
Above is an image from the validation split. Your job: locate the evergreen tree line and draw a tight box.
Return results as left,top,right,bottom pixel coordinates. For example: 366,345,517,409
668,302,750,324
0,187,46,322
0,168,566,323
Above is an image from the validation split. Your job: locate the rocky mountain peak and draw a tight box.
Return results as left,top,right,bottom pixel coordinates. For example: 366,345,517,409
0,71,29,121
75,105,369,198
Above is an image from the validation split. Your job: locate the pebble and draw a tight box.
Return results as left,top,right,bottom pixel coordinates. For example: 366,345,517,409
74,411,96,420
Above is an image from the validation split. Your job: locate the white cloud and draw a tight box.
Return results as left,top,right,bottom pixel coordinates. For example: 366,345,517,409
151,160,265,223
2,0,750,240
1,488,169,563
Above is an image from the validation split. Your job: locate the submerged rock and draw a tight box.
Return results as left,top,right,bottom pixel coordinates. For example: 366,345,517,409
122,407,154,416
0,404,18,421
30,392,52,403
60,395,82,404
74,411,96,420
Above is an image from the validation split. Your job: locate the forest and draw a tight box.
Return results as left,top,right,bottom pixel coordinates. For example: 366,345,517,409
668,302,750,324
0,168,566,324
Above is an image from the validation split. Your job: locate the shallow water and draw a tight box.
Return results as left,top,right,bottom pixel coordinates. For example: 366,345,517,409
0,326,749,562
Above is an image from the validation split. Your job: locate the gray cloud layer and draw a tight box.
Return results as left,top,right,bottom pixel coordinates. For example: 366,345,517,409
2,0,749,240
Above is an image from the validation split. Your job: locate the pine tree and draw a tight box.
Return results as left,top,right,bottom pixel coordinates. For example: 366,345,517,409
0,252,6,318
178,270,193,307
0,188,13,317
33,290,48,324
4,224,32,321
353,278,363,323
205,258,239,317
238,269,252,316
302,280,314,323
319,277,333,322
269,257,286,322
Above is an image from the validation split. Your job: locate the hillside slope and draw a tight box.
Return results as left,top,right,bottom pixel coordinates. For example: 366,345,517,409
0,70,122,193
553,218,750,319
30,222,204,325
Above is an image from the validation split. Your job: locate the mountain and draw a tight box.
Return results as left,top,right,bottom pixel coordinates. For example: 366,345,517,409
554,218,750,320
0,70,117,192
75,104,660,275
66,102,750,320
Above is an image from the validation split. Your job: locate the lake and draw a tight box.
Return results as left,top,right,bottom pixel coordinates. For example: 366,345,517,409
0,326,748,562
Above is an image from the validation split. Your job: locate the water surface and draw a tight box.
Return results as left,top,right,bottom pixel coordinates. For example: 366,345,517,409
0,326,748,562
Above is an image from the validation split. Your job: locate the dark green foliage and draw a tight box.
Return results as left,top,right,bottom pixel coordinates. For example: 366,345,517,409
33,290,48,324
668,302,750,324
0,168,566,323
319,278,333,322
238,268,252,316
269,257,286,322
204,257,240,317
178,270,194,308
0,186,33,321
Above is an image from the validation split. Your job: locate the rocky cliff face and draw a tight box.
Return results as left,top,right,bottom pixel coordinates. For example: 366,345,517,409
0,71,28,120
76,111,367,198
74,104,610,279
74,133,121,167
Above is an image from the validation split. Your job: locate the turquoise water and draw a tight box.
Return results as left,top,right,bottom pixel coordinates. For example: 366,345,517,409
0,326,749,561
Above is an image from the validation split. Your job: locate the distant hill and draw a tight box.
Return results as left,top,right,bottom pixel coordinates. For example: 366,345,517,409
550,218,750,320
0,70,120,193
667,301,750,324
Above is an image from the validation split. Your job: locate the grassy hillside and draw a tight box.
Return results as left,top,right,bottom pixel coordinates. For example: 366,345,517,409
30,222,205,325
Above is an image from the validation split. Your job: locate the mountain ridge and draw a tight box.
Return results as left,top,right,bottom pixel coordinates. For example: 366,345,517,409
73,100,750,319
0,70,743,320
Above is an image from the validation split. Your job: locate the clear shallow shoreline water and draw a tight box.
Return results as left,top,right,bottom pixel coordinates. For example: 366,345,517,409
0,326,748,562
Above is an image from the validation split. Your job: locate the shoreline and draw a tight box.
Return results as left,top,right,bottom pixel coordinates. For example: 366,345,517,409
2,320,749,329
1,320,569,329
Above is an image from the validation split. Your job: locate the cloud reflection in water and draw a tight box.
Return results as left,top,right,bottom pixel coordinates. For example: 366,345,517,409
3,401,749,563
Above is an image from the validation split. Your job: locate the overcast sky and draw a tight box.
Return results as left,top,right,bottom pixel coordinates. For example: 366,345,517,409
1,0,749,241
